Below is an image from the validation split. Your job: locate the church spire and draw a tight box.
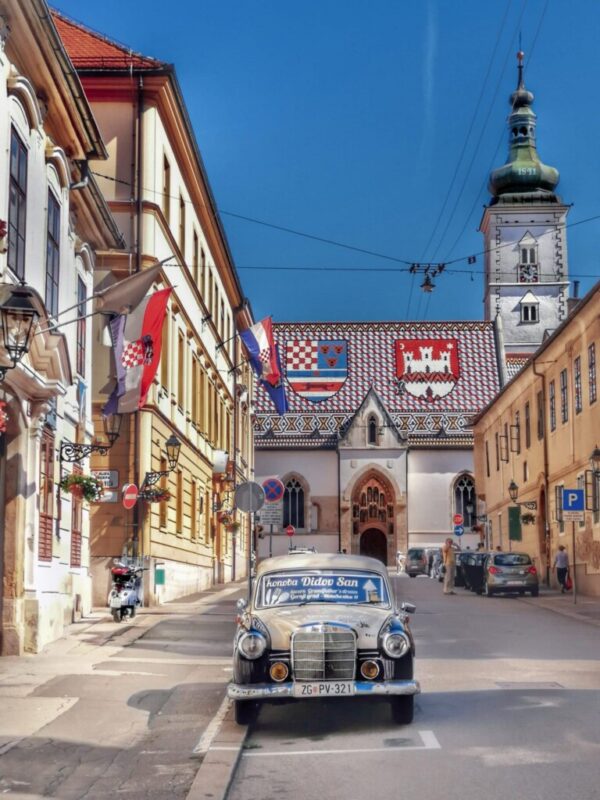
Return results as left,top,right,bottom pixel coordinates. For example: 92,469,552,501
488,51,560,201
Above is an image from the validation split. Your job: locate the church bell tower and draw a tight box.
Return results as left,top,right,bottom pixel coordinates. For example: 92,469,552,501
480,52,569,354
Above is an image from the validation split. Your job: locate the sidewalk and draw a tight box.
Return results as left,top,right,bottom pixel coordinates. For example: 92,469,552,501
518,586,600,628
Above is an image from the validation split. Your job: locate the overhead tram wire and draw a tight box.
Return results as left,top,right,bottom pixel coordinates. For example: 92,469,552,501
425,0,529,265
442,0,551,260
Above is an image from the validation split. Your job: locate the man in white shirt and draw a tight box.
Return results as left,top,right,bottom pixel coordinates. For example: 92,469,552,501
553,545,569,593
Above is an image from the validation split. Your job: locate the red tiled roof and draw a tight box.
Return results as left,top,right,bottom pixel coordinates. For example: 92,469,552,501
52,10,165,71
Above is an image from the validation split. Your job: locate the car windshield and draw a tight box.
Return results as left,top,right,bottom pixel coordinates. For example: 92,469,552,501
408,550,425,559
255,570,391,609
494,554,532,566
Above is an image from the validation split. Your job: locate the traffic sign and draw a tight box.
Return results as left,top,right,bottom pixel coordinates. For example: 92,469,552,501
259,502,283,526
285,524,295,537
563,488,584,521
235,481,265,513
454,524,464,537
453,513,464,525
262,477,285,503
122,483,138,510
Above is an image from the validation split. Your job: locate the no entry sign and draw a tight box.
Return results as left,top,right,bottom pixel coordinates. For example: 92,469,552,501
122,483,138,509
285,525,295,537
453,513,464,525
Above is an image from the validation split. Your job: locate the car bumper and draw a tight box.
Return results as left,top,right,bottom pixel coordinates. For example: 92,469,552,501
227,679,421,700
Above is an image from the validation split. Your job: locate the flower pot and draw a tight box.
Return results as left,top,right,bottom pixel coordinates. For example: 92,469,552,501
69,485,84,499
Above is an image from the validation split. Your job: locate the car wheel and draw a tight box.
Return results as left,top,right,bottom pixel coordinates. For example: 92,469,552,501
409,574,416,579
234,700,259,726
390,696,414,725
530,588,539,597
112,609,121,623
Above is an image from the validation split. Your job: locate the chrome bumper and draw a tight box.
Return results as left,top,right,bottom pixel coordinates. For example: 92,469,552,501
227,679,420,700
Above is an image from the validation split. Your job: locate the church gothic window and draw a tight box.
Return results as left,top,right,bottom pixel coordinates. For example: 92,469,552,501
355,477,390,525
283,478,305,528
367,414,378,445
519,292,539,324
517,234,539,283
454,474,475,528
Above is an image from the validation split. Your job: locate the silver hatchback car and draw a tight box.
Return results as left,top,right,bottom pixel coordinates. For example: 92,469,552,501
482,552,539,597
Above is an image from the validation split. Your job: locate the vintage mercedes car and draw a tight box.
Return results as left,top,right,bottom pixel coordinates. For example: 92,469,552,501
228,553,420,725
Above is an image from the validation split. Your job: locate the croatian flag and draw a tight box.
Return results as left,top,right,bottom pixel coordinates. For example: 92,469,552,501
103,288,172,415
239,317,280,387
259,345,288,415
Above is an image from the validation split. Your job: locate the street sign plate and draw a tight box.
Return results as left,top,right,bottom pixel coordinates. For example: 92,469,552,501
262,477,285,503
122,483,138,509
453,513,463,525
563,488,584,511
454,524,464,537
235,481,265,513
93,470,119,504
259,502,283,526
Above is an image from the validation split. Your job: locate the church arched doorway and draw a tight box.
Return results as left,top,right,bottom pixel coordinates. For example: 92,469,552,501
360,529,388,563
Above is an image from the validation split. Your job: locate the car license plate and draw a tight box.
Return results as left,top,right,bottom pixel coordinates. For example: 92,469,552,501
293,681,354,698
110,597,122,608
506,581,525,586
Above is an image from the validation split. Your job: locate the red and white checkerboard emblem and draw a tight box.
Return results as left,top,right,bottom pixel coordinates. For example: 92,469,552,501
122,336,154,370
286,339,347,403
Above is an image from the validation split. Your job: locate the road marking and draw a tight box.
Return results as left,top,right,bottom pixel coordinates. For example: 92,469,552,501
238,730,441,757
192,695,232,754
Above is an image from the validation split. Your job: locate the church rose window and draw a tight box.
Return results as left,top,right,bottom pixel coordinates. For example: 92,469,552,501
283,478,305,529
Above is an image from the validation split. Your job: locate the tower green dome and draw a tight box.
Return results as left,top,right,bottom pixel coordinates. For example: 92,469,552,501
489,52,559,202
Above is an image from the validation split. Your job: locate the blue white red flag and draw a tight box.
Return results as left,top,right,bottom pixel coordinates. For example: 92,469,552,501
103,288,172,415
239,317,280,387
259,345,288,415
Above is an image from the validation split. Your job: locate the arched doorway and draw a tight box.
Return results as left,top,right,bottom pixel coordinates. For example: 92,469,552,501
360,529,387,563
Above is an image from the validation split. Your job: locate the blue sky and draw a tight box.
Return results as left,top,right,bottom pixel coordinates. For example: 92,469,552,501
54,0,600,322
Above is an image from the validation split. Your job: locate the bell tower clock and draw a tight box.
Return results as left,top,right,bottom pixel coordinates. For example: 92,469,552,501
480,52,569,356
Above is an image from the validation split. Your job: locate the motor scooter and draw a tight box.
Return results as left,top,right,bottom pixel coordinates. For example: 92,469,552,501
108,560,143,622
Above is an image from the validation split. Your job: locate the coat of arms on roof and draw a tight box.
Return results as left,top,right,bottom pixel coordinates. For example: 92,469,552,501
395,339,460,402
286,339,348,403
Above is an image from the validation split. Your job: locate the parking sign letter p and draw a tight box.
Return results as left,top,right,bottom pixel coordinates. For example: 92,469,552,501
568,493,578,506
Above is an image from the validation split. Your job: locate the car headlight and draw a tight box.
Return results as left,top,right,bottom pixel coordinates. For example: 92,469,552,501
238,631,267,660
382,631,410,659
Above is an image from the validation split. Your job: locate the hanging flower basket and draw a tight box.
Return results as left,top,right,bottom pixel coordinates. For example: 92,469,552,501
60,473,103,502
521,513,536,525
226,521,241,533
471,523,484,534
139,487,171,503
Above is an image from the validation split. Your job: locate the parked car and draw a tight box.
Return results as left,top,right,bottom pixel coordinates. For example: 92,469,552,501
455,551,470,588
228,553,420,725
425,547,441,576
481,552,539,597
462,551,490,593
405,547,429,578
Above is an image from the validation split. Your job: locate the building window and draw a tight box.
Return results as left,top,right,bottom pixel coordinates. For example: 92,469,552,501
523,461,528,482
177,331,185,409
495,431,500,471
283,477,305,529
192,356,199,426
555,484,564,534
193,230,199,286
159,457,168,528
191,479,198,538
454,474,475,528
518,240,539,282
8,127,28,281
70,465,83,567
179,194,185,255
537,390,544,439
589,344,597,405
520,302,539,323
560,368,568,424
511,411,521,454
45,191,60,318
593,472,600,526
208,271,214,315
485,441,490,477
176,469,184,531
163,155,171,221
524,402,531,449
574,356,582,415
367,414,378,445
549,381,556,432
201,248,206,295
161,315,170,390
577,474,586,528
76,277,86,376
39,428,55,561
220,299,225,340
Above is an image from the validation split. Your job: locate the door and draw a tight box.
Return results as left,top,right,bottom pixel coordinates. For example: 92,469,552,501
359,528,387,563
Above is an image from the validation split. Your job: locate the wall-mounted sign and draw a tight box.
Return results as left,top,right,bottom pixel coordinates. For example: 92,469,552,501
92,469,119,503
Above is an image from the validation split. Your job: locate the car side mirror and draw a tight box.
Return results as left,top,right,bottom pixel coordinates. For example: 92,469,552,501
236,598,248,614
400,602,416,614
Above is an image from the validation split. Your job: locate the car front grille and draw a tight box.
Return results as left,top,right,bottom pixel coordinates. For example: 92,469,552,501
292,625,356,681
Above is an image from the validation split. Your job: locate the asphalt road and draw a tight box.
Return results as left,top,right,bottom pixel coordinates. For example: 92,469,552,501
228,573,600,800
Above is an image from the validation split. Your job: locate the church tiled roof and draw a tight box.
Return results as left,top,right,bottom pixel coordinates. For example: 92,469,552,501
505,353,531,381
255,321,501,448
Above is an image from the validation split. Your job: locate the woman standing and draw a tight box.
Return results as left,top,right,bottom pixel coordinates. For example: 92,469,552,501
553,545,570,593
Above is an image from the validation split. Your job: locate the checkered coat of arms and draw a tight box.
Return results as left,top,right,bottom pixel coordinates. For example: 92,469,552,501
286,339,348,403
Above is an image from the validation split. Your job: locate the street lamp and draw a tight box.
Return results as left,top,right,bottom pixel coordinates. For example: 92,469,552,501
590,446,600,475
142,433,181,487
508,480,519,503
0,284,39,381
60,413,123,463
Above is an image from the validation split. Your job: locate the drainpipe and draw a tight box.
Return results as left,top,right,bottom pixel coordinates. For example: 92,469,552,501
494,313,508,387
532,358,551,586
133,77,144,580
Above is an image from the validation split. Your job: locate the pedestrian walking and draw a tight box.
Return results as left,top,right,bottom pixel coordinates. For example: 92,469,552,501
553,545,570,593
442,537,456,595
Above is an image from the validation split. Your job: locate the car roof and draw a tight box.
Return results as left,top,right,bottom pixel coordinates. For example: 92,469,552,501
255,553,388,576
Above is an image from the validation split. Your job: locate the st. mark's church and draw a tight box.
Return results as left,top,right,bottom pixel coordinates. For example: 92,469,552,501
253,56,572,563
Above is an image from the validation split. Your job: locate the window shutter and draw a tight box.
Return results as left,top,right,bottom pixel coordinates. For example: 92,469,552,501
508,506,522,541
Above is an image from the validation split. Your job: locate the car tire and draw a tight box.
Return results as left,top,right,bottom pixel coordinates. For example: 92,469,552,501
409,574,416,579
234,700,259,726
390,696,414,725
112,609,121,623
530,588,539,597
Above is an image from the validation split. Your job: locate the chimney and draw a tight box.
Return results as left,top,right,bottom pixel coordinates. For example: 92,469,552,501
567,280,581,316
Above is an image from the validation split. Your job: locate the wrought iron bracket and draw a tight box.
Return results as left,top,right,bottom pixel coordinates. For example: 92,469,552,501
142,470,170,488
60,440,110,463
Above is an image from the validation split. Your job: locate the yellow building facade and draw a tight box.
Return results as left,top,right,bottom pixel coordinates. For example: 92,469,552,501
54,13,255,604
473,281,600,595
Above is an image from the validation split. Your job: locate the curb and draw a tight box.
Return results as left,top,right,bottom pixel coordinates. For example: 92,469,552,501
517,596,600,629
186,706,247,800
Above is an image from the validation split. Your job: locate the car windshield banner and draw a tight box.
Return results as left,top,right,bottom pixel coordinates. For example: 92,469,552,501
257,571,390,608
